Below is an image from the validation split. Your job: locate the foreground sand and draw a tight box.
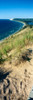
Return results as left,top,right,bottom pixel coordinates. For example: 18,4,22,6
0,46,33,100
0,26,33,100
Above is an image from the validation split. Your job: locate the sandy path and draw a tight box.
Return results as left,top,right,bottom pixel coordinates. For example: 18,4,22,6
0,45,33,100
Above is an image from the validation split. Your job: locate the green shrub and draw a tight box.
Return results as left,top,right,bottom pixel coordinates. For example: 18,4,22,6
0,52,2,59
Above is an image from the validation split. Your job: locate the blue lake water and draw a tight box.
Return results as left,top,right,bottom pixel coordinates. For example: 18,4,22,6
0,19,24,41
27,22,33,25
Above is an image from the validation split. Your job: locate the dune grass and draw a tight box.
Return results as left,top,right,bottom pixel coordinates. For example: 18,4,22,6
0,26,33,63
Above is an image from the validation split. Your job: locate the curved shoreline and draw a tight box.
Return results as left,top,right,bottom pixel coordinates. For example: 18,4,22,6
0,20,25,43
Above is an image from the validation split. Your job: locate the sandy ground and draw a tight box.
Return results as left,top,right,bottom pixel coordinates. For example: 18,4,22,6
0,44,33,100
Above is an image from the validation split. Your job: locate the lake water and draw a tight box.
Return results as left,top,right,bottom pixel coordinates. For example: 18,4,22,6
0,19,24,40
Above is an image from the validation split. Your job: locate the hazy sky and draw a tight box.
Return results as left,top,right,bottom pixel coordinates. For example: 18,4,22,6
0,0,33,19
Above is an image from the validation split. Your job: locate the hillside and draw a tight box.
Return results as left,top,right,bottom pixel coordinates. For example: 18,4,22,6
0,23,33,100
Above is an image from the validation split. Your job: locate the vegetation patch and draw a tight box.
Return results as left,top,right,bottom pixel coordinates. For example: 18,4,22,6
0,26,33,64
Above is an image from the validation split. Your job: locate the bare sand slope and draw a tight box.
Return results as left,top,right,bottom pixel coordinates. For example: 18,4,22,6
0,45,33,100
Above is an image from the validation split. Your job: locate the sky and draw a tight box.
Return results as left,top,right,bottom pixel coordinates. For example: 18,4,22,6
0,0,33,19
